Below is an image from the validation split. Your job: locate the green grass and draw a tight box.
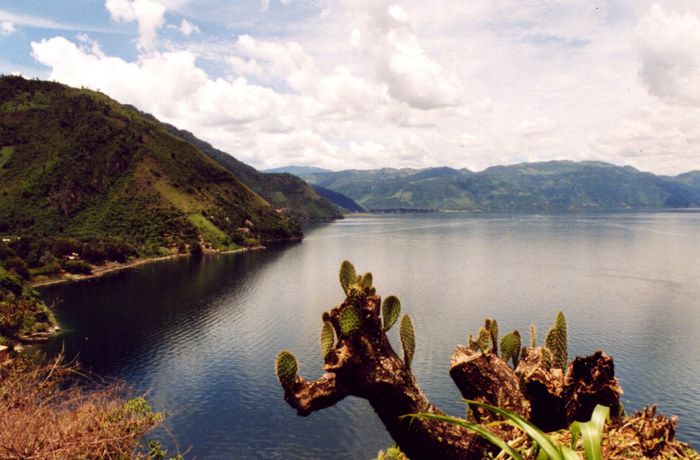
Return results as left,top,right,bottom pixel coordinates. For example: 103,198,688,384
187,213,240,251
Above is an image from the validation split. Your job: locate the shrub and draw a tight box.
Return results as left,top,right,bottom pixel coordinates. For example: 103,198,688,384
62,259,93,275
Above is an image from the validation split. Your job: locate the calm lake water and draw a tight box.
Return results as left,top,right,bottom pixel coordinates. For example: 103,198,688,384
40,212,700,458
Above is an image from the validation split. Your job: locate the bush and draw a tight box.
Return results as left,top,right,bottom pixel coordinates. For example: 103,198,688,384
62,259,93,275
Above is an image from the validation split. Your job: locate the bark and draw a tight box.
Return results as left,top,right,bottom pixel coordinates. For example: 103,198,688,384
280,293,491,460
449,346,530,421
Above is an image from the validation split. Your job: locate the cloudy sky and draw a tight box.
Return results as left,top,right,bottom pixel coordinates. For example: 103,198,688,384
1,1,699,175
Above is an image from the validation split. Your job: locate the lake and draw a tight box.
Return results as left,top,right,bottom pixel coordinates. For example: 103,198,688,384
39,211,700,458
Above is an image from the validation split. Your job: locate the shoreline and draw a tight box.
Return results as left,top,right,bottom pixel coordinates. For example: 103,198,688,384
29,247,251,289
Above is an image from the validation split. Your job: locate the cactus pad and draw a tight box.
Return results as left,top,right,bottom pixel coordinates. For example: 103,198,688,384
488,318,499,355
541,347,552,370
399,314,415,369
477,327,491,355
320,321,335,360
339,260,357,296
545,311,568,369
530,324,537,348
468,334,479,350
361,272,373,289
500,330,521,367
276,350,298,389
381,295,401,331
340,305,362,335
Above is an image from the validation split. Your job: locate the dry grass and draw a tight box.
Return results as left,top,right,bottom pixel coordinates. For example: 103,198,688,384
0,354,167,459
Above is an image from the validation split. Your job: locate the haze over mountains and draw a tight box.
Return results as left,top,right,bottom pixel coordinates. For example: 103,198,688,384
271,163,700,212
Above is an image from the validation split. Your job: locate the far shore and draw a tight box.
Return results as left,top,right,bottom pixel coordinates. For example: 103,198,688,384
29,246,252,289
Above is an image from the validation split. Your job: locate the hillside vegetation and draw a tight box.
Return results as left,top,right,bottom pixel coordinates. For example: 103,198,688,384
0,76,302,254
293,162,700,211
129,111,343,221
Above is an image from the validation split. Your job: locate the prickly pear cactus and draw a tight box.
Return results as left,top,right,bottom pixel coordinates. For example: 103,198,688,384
545,311,568,369
361,272,373,289
530,324,537,348
320,321,335,359
541,347,552,371
276,350,298,389
468,334,479,350
500,330,521,367
382,295,401,331
477,327,491,355
399,314,415,369
339,260,357,296
488,318,499,355
340,305,362,335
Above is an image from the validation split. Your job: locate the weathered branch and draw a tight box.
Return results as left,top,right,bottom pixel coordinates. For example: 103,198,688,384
280,290,491,459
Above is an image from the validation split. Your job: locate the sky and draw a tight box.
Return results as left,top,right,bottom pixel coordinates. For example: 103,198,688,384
1,1,699,175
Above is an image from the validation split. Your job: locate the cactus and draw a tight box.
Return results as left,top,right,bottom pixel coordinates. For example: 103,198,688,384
487,318,499,356
477,327,491,355
530,324,536,348
340,305,362,335
276,350,298,389
500,330,521,367
339,260,357,296
320,321,335,359
545,311,568,369
382,295,401,331
468,334,479,350
541,347,552,370
399,314,415,369
361,272,373,289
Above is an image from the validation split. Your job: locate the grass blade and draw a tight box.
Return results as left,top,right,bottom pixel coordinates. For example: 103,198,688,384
404,412,525,460
465,400,562,459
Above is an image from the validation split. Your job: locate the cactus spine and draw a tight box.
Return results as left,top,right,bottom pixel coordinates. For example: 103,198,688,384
339,260,357,296
276,350,298,390
382,295,401,332
500,330,521,367
399,314,415,369
340,305,362,335
545,311,568,369
320,321,335,359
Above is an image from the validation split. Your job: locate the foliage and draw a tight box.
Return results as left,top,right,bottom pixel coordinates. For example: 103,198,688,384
372,445,408,460
0,75,302,257
0,353,171,459
0,266,55,341
408,401,610,460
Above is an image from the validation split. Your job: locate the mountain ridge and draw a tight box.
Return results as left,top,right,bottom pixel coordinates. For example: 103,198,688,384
276,161,700,211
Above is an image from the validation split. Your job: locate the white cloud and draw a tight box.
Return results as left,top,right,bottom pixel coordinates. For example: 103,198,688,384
344,0,463,110
1,21,15,35
179,19,199,36
637,4,700,105
105,0,166,49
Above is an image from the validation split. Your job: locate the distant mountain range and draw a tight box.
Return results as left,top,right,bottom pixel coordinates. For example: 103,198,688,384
274,162,700,211
0,76,343,251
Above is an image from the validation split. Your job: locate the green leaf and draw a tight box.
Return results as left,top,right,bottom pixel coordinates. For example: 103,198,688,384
402,413,525,460
465,400,562,460
570,405,609,460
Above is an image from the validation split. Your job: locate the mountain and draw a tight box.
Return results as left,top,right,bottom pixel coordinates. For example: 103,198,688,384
127,116,343,221
292,161,700,211
0,76,301,250
263,166,333,176
308,184,365,213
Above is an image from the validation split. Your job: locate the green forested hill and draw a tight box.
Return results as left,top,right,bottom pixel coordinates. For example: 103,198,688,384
155,123,343,221
292,161,700,211
0,76,301,250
